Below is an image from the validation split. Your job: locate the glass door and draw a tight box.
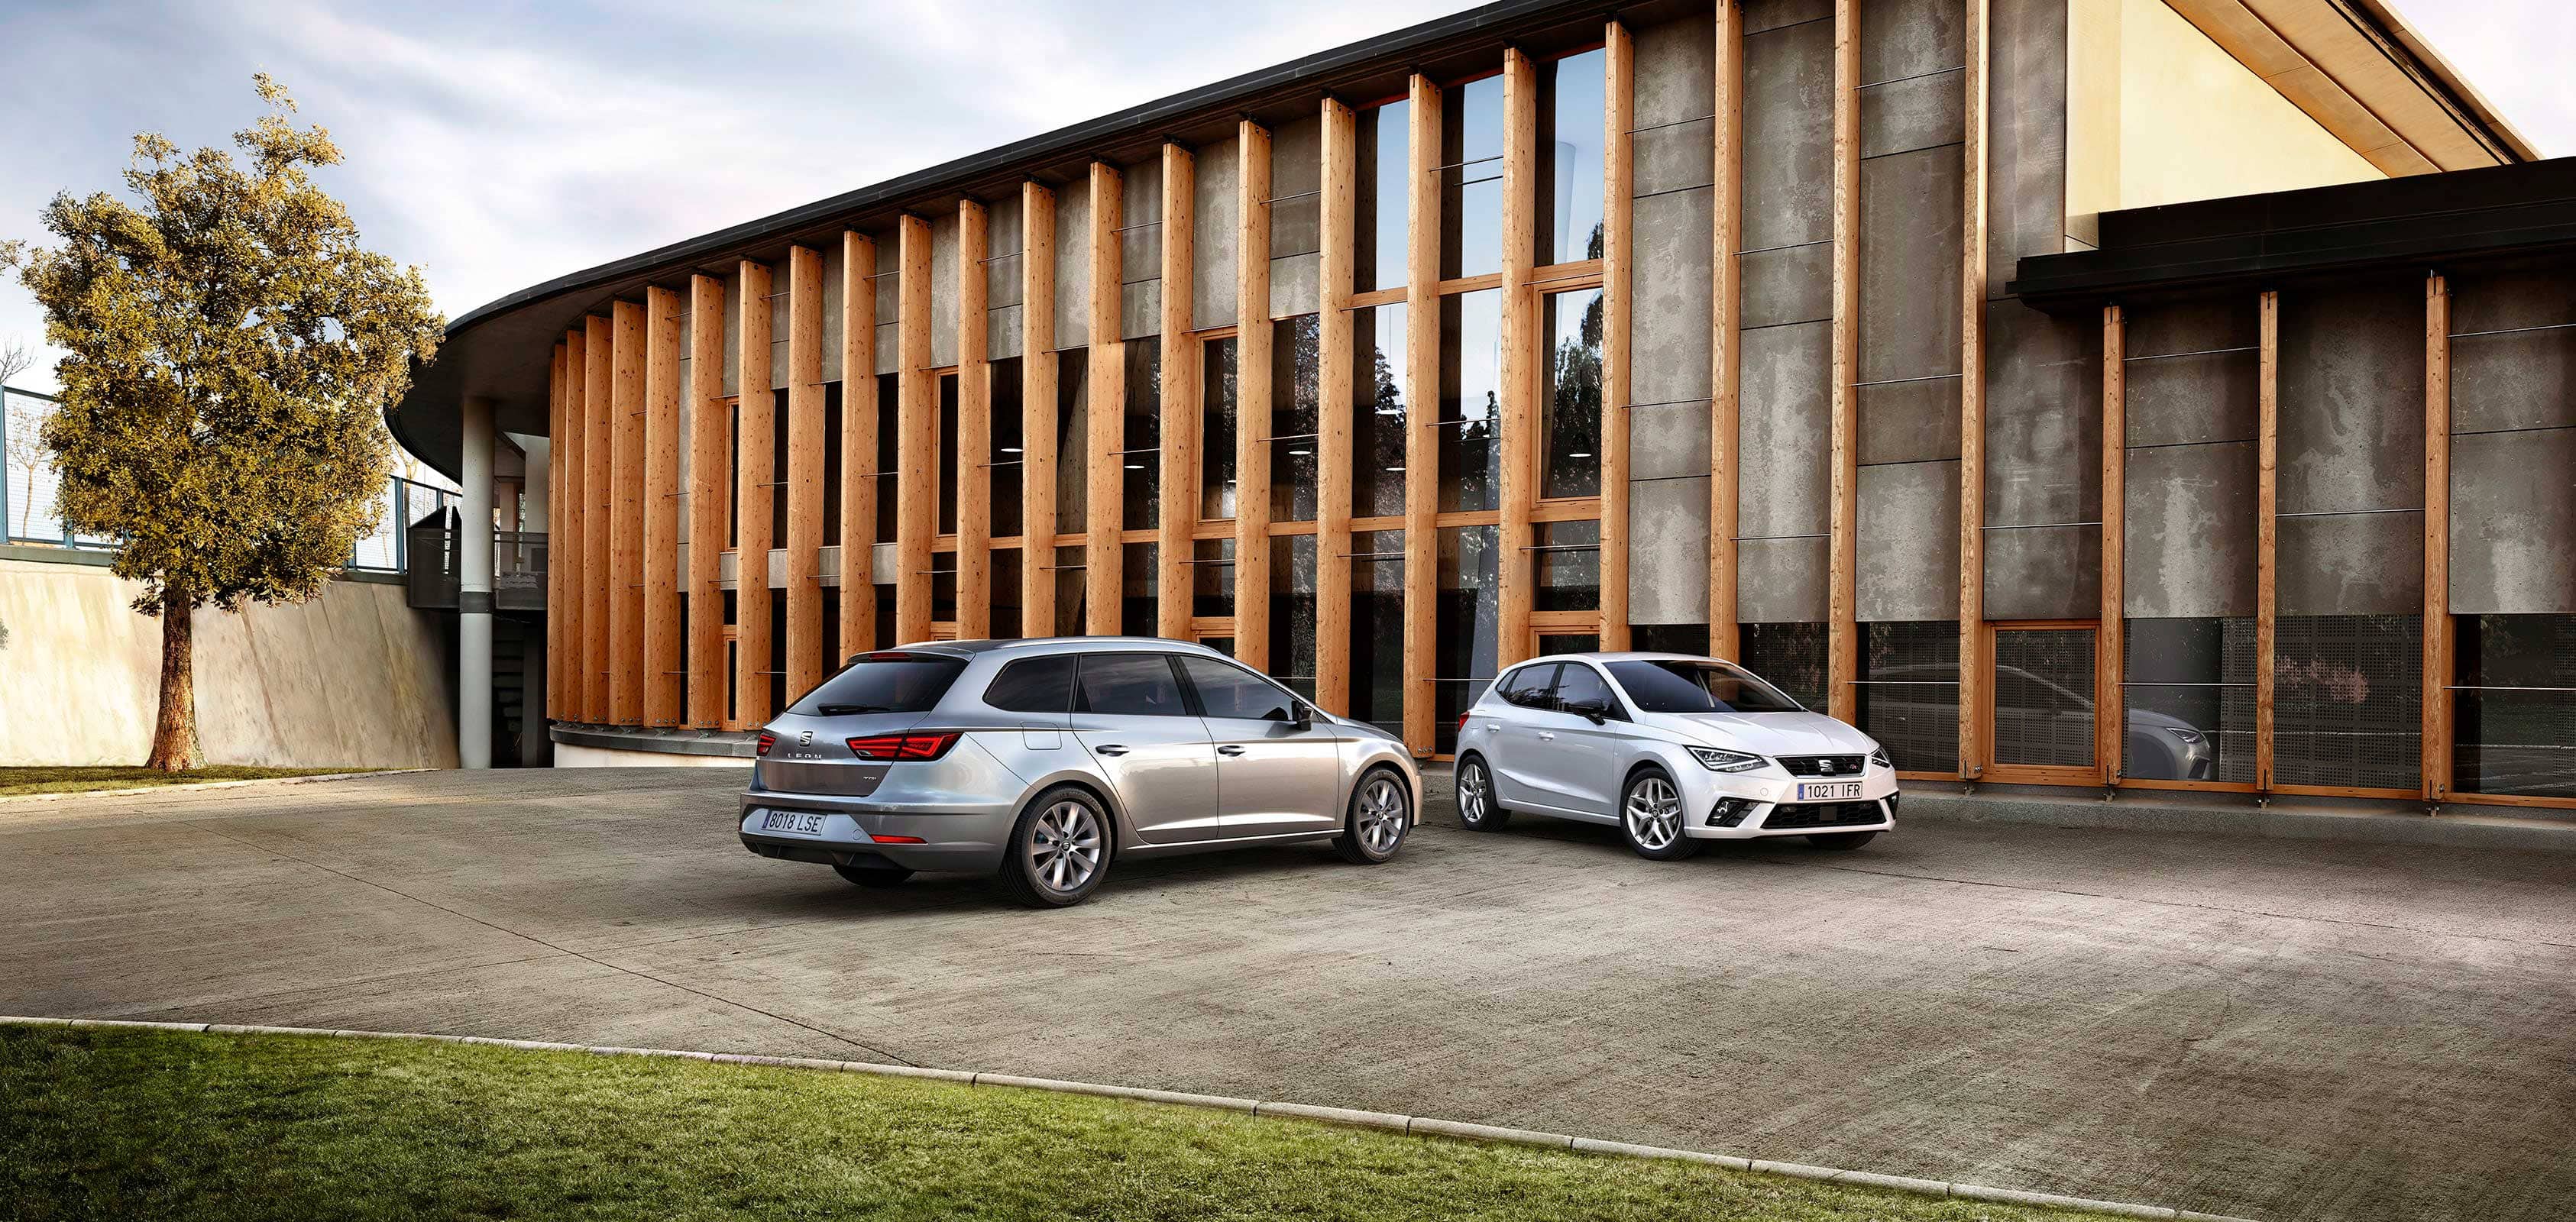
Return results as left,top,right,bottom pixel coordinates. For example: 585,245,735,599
1985,622,2101,784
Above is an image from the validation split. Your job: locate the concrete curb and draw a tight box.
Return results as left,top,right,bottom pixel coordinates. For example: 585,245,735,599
1897,787,2576,855
0,770,422,807
2,1016,2261,1222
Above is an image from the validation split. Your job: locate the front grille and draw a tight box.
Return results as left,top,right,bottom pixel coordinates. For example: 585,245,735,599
1777,755,1865,778
1762,800,1882,830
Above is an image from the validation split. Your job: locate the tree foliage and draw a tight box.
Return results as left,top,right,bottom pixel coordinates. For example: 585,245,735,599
2,74,444,617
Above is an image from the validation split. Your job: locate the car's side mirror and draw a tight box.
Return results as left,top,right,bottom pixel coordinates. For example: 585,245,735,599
1287,701,1314,729
1565,698,1608,725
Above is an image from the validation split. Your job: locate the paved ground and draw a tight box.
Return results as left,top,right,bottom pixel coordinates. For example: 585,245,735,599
4,768,2571,1222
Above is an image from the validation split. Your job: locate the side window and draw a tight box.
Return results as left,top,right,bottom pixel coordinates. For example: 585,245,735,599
1180,657,1297,722
985,655,1076,713
1075,653,1189,717
1552,664,1616,716
1497,663,1561,709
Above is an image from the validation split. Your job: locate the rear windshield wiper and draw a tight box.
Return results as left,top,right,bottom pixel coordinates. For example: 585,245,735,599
816,703,896,716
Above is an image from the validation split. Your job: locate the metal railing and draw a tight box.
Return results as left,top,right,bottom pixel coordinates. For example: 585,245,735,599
406,519,548,612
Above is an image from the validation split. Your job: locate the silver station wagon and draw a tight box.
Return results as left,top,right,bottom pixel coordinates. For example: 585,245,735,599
739,638,1419,907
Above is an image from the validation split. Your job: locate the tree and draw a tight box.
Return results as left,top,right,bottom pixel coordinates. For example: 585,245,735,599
1,338,37,536
2,76,444,770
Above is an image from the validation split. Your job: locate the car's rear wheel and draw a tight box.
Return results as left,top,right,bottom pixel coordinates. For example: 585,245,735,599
996,787,1112,908
1620,768,1701,860
1807,830,1877,851
832,862,914,888
1333,768,1412,865
1455,755,1510,830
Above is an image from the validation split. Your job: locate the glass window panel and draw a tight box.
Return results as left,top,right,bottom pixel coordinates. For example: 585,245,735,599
1076,652,1188,716
875,374,900,543
1202,337,1238,520
1123,341,1160,529
988,547,1023,640
2274,614,2422,790
1351,529,1406,735
2124,617,2256,784
1537,632,1599,657
1357,99,1410,294
818,587,839,681
1272,315,1322,522
1193,536,1234,619
986,654,1076,713
2454,614,2576,799
990,358,1024,538
1441,73,1506,280
1539,48,1607,265
1739,622,1824,710
1055,350,1089,534
822,381,843,545
1051,546,1086,635
873,582,895,649
1535,519,1600,612
1992,628,2097,769
1352,305,1409,517
1180,656,1298,722
1856,621,1957,772
1121,541,1157,635
1539,289,1604,499
1437,289,1503,512
930,556,956,623
1270,534,1318,699
1435,524,1500,753
937,373,959,534
1633,623,1710,657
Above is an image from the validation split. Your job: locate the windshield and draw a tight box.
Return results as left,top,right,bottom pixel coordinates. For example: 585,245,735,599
1607,660,1804,714
789,651,966,716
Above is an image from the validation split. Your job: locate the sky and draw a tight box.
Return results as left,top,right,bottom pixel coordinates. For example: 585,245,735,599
1,0,2569,396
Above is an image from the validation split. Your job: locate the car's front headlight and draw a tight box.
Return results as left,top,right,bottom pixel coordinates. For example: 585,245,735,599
2163,726,2205,745
1687,745,1768,773
1868,746,1891,768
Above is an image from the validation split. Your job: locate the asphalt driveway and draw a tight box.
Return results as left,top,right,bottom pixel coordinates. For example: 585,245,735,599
3,768,2570,1221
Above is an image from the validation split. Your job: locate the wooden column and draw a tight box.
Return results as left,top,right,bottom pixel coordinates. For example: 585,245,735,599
1601,22,1636,652
895,217,936,645
1711,2,1746,657
582,314,612,722
1958,0,1991,776
1825,0,1860,724
1497,47,1539,669
1157,142,1198,639
611,300,645,725
643,286,684,726
1236,120,1276,669
956,200,993,640
561,328,589,721
838,233,879,657
1315,98,1358,715
1403,73,1442,757
547,341,572,719
2099,303,2125,784
1086,162,1125,635
2422,272,2452,801
2255,289,2279,790
688,274,727,727
736,259,777,725
784,245,826,696
1020,186,1060,637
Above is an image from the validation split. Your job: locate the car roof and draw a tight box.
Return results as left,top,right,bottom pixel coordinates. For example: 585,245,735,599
855,636,1232,662
1503,651,1730,668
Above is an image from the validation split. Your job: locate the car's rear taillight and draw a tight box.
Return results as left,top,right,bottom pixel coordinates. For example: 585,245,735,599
1458,712,1471,735
756,731,777,757
846,731,963,761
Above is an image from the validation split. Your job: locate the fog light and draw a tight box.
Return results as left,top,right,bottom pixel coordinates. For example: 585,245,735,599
1706,798,1753,829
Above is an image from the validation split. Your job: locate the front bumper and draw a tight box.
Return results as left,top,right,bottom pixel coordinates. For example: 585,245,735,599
1677,768,1899,840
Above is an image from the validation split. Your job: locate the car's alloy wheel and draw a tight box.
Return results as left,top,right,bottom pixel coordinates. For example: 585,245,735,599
998,787,1113,907
1621,770,1701,860
1455,757,1510,830
1335,770,1411,864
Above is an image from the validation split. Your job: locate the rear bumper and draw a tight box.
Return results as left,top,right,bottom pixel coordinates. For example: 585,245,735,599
737,797,1015,874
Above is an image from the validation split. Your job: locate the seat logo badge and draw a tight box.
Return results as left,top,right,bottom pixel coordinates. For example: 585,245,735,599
798,730,814,747
1819,759,1837,774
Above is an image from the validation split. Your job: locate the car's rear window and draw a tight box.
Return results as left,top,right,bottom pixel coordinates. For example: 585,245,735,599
791,652,967,716
1607,661,1802,714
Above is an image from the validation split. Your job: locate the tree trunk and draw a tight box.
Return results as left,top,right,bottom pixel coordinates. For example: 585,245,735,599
144,602,200,771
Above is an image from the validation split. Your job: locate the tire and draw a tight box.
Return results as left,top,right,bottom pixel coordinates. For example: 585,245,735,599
1333,768,1413,865
1619,767,1702,861
995,786,1114,908
1807,831,1877,851
1453,755,1511,831
832,862,914,888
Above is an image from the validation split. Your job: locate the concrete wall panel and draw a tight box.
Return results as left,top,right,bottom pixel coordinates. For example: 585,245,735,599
2450,270,2576,434
1629,476,1712,624
1985,524,2099,620
1742,18,1833,254
1193,137,1240,332
2125,439,2256,618
1271,116,1322,258
1737,321,1832,539
989,303,1023,362
2278,283,2422,515
930,210,960,370
1984,299,2099,527
1270,253,1320,319
1859,72,1967,160
820,241,846,383
872,234,900,374
1987,0,2069,294
1858,459,1963,621
2451,426,2576,615
1121,280,1161,341
2278,512,2421,616
1633,400,1714,480
1858,146,1964,383
1859,377,1962,465
721,267,743,393
1739,535,1830,622
1745,0,1832,35
1632,186,1714,409
1633,13,1717,198
1739,244,1833,328
1054,179,1091,350
1862,0,1965,85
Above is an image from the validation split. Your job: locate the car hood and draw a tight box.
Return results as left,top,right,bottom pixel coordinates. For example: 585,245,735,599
1646,710,1877,755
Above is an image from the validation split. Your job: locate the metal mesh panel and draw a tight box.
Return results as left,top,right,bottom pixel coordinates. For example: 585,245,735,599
1856,621,1958,773
2454,614,2576,799
1992,628,2095,769
2123,617,2256,784
2274,614,2422,790
1741,622,1827,711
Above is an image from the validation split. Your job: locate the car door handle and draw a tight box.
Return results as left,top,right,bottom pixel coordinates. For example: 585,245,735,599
1095,745,1129,756
1215,745,1245,756
1538,732,1556,742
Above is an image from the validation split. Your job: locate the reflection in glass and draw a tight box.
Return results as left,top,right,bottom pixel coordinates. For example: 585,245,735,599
2455,614,2576,799
1271,315,1321,522
1050,546,1085,635
937,373,959,534
822,382,843,545
988,547,1022,640
1351,529,1406,735
1856,621,1957,772
1192,536,1233,618
2274,614,2420,790
2125,617,2254,782
1120,541,1157,635
1535,519,1599,612
1356,99,1410,294
875,374,901,543
1540,289,1603,499
1537,633,1599,657
1435,525,1500,753
1740,622,1824,710
1352,305,1408,517
1201,337,1237,520
990,359,1023,538
1055,351,1088,534
1122,340,1160,528
1539,48,1607,265
1270,534,1319,699
1441,73,1505,280
1437,289,1502,512
1992,628,2096,769
930,556,956,624
1633,623,1711,658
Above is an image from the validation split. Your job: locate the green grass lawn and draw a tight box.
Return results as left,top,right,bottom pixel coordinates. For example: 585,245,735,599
0,1026,2102,1222
0,766,368,797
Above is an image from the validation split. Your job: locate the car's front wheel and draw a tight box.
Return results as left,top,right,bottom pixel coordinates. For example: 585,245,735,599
1455,755,1510,831
1807,830,1877,851
1334,767,1413,865
996,786,1112,907
1620,767,1701,860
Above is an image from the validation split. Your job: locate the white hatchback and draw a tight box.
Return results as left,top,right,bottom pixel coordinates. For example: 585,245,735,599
1452,652,1895,858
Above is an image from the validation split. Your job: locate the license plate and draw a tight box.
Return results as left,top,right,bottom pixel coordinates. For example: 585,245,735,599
759,810,828,836
1798,781,1864,802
